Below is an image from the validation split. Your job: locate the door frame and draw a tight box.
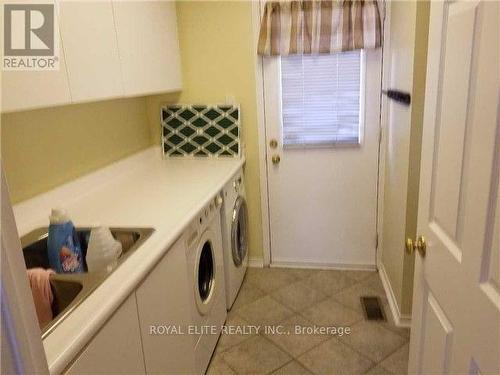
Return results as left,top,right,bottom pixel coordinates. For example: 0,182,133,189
372,1,414,327
251,0,271,267
251,0,390,269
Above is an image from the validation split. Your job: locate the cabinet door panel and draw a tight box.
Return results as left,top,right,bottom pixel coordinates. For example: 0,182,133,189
113,1,182,96
136,238,194,374
1,1,71,113
65,294,145,375
1,63,71,112
59,0,123,102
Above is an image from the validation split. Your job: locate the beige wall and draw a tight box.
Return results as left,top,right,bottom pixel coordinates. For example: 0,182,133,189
381,0,430,316
1,97,152,203
146,1,264,260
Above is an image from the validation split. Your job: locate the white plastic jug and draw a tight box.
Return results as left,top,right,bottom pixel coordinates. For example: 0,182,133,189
85,226,122,273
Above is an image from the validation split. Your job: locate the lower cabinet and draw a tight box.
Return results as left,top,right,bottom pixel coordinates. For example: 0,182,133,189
64,237,194,374
65,293,146,374
135,236,195,374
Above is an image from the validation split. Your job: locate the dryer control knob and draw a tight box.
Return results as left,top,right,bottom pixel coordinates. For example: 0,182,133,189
216,195,223,207
233,179,241,192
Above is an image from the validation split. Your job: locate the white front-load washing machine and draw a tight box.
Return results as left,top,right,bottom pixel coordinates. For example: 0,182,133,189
221,170,248,310
185,193,227,375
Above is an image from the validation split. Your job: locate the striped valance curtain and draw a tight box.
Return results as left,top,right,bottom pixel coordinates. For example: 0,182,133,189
257,0,382,56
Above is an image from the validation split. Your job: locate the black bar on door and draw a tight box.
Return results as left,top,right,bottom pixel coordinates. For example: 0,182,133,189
382,89,411,106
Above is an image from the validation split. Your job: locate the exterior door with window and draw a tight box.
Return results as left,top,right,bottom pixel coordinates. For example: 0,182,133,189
263,48,382,267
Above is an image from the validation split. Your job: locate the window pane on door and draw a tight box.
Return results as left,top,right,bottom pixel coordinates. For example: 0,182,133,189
281,51,362,147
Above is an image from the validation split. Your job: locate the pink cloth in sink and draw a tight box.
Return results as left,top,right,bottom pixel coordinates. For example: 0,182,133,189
27,268,55,328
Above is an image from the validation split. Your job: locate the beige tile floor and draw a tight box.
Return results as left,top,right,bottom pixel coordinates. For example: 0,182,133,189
207,268,410,375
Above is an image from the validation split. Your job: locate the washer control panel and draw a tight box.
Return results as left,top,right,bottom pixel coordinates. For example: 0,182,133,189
198,192,223,228
186,192,223,249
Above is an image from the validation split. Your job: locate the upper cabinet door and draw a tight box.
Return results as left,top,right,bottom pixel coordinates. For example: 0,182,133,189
1,50,72,113
0,1,72,113
112,1,182,96
59,0,123,103
1,0,182,113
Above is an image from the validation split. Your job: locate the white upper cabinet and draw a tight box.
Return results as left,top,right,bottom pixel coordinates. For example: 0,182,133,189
1,1,72,112
1,53,72,113
112,0,182,96
58,0,123,103
1,1,182,113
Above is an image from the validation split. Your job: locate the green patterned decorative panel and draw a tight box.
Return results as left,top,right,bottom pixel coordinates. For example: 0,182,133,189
162,104,240,157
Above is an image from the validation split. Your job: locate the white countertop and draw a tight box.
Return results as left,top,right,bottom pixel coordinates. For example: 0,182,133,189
13,147,245,374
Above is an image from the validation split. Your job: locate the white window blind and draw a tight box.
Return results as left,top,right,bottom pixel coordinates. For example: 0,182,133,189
280,51,362,146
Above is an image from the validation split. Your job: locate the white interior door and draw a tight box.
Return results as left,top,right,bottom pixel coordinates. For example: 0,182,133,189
1,166,49,374
263,49,382,268
408,1,499,374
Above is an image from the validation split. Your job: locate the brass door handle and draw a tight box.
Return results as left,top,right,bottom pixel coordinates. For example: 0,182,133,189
271,155,281,164
269,139,278,149
406,236,427,257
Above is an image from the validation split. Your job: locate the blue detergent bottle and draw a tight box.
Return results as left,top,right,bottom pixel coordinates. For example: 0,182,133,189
47,209,84,273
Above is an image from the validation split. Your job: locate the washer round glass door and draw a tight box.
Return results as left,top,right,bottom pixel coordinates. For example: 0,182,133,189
193,234,219,315
231,196,248,267
198,241,214,301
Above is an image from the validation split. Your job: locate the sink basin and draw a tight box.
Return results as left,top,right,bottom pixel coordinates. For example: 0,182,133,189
50,278,83,316
21,227,154,339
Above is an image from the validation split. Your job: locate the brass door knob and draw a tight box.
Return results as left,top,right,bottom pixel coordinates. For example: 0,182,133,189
406,236,427,257
271,155,281,164
269,139,278,149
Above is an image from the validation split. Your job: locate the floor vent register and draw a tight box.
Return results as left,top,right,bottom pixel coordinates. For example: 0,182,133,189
360,296,387,321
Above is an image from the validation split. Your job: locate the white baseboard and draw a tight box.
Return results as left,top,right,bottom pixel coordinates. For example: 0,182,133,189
378,262,412,328
248,257,264,268
271,260,376,271
247,258,377,271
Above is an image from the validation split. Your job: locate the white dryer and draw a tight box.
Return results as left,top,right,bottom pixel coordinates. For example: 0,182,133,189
221,170,248,310
185,193,227,375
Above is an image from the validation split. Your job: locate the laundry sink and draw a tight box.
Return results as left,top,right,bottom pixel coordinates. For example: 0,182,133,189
21,227,154,338
50,277,83,317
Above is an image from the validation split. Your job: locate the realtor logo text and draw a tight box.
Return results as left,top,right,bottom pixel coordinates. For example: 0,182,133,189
3,3,59,70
